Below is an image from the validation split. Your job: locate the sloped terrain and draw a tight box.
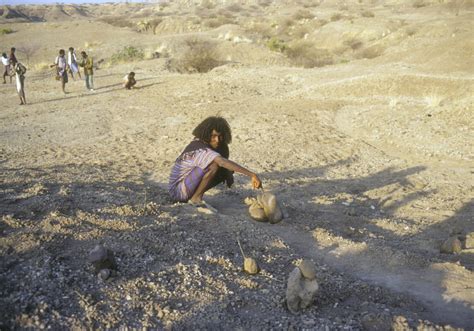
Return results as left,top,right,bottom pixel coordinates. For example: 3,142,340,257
0,1,473,330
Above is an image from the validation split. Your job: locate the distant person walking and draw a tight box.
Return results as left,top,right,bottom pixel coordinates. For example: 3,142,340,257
123,71,136,89
51,49,68,94
2,53,12,84
14,62,27,105
9,47,17,67
67,47,82,80
80,51,94,91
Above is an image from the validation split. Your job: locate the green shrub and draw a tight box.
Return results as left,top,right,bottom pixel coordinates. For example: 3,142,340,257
110,46,144,63
267,37,286,52
0,28,13,35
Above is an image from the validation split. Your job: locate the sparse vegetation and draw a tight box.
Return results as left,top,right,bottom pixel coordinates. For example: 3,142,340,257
357,45,384,59
300,0,321,8
226,4,243,12
0,28,14,35
200,0,215,10
285,41,334,68
245,22,274,39
34,62,50,71
413,0,428,8
292,25,311,39
167,38,220,74
267,37,287,52
344,37,363,51
99,15,134,29
361,10,375,18
203,16,235,28
293,9,315,20
405,26,418,36
17,44,40,66
110,46,144,64
331,13,343,21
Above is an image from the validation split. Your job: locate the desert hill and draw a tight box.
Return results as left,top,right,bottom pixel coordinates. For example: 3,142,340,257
0,0,473,330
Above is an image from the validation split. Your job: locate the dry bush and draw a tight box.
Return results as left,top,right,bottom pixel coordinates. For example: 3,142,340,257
110,46,144,64
338,3,349,11
317,18,329,27
300,0,320,8
343,37,363,51
285,41,334,68
190,17,201,25
292,25,311,39
226,4,243,12
34,62,50,71
413,0,428,8
200,0,215,9
203,16,235,28
194,7,217,18
275,17,295,36
84,40,102,49
167,38,220,74
356,45,384,59
405,26,417,36
245,22,274,39
149,18,163,33
361,10,375,17
331,13,343,21
446,0,470,15
217,9,234,19
99,15,134,28
258,0,272,8
17,44,40,66
293,9,314,20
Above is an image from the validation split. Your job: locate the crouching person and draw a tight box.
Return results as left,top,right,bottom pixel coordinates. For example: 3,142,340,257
123,71,136,89
169,116,262,212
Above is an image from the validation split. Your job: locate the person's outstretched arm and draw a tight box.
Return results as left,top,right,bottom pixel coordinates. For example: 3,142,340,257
214,156,262,189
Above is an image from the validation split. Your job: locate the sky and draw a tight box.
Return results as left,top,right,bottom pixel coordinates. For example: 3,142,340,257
2,0,152,4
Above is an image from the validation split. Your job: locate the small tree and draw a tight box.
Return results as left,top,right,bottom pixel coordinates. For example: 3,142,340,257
17,43,40,67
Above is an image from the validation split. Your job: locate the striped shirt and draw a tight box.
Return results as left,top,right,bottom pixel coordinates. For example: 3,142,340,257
168,144,220,202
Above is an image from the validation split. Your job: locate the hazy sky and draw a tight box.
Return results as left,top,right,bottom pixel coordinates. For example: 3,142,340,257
2,0,146,4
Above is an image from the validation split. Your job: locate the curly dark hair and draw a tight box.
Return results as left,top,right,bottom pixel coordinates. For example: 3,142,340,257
192,116,232,145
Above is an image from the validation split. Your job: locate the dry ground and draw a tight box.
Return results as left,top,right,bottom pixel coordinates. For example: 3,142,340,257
1,1,473,330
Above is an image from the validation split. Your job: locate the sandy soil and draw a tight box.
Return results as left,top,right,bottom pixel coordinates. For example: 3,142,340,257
1,1,473,329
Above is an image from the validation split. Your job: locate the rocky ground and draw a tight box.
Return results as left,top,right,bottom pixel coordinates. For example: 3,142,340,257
1,0,473,330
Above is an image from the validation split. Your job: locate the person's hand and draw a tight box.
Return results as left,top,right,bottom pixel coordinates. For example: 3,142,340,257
251,174,262,189
225,171,234,188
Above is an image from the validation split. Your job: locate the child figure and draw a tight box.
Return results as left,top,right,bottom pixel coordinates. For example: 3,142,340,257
123,72,136,89
2,53,11,84
67,47,82,80
14,62,27,105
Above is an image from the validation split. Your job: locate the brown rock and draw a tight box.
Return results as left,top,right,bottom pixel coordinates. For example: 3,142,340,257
257,192,283,224
248,202,267,222
88,245,116,272
440,237,462,254
464,232,474,249
298,260,316,280
286,267,319,313
243,257,259,275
